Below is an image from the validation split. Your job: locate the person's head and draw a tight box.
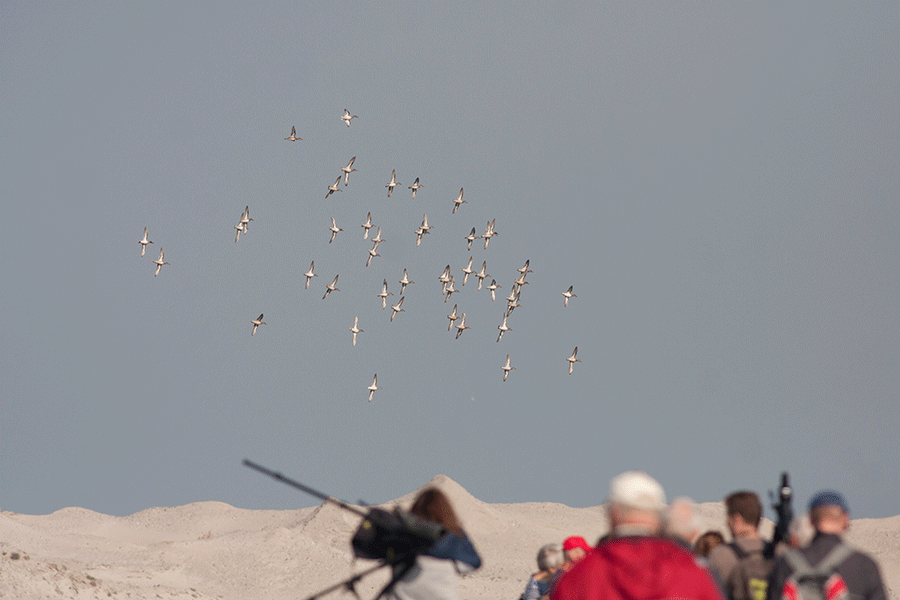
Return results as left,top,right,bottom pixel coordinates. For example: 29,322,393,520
536,543,564,572
724,491,762,538
808,491,850,535
409,488,463,537
663,497,702,545
693,530,725,558
562,536,591,564
606,471,667,533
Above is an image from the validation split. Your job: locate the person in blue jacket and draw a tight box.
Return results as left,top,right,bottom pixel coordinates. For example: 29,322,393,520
388,488,482,600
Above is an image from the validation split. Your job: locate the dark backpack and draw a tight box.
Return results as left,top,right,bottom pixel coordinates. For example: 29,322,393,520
780,543,854,600
727,542,774,600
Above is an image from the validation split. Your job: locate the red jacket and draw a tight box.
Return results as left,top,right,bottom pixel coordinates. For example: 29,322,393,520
551,536,723,600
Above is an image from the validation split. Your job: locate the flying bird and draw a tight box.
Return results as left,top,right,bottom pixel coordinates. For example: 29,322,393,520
323,274,339,299
342,156,357,186
409,177,423,199
377,278,393,309
234,222,245,243
567,347,582,375
250,314,266,336
447,304,459,331
349,316,363,347
342,109,358,127
371,227,385,245
438,265,452,293
367,374,381,402
284,126,302,141
451,188,466,214
399,269,414,294
464,227,478,251
390,296,405,322
328,217,343,243
326,176,343,199
518,260,533,276
482,219,498,249
415,214,433,246
361,212,373,239
366,242,380,267
385,169,400,197
486,279,501,301
506,291,522,316
475,261,490,290
454,313,471,339
497,313,512,342
501,354,515,382
562,285,577,307
152,248,169,276
239,206,253,233
138,227,153,256
461,256,475,286
444,276,458,303
303,261,318,289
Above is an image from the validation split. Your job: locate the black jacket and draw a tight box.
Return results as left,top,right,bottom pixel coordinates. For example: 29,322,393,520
766,532,886,600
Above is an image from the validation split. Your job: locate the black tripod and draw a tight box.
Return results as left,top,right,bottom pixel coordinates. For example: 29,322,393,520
243,459,440,600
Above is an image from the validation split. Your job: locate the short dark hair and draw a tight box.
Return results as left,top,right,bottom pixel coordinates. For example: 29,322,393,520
725,491,762,527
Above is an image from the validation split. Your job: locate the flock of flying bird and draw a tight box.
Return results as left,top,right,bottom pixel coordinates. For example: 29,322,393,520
137,109,581,401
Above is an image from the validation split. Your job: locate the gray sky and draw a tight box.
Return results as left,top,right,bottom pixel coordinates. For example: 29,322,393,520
2,2,898,519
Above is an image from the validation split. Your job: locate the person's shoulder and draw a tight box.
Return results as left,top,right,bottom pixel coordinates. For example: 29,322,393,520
707,541,737,563
844,545,882,572
736,537,766,552
598,536,701,566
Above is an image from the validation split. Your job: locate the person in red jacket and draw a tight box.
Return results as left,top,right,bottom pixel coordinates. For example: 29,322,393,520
551,471,723,600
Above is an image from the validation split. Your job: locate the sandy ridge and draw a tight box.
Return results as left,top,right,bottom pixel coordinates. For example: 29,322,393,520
1,475,896,599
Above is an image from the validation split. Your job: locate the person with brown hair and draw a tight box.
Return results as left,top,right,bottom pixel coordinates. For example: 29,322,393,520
388,487,481,600
707,491,772,600
695,531,727,558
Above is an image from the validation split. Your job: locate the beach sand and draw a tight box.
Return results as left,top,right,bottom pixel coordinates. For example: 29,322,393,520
2,475,897,599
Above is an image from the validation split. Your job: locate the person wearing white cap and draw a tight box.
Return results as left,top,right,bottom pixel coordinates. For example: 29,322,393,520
551,471,722,600
606,470,668,537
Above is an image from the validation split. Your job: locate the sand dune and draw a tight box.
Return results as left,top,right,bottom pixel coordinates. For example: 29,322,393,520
1,475,896,599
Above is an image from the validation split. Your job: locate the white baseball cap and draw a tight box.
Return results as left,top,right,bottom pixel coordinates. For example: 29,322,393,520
608,471,667,511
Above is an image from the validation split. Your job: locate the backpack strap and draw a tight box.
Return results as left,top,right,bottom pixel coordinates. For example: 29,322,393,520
784,543,855,579
729,541,748,560
815,543,854,574
784,549,814,576
729,541,770,560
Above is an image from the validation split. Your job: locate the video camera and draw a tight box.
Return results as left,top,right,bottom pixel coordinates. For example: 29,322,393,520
351,506,445,562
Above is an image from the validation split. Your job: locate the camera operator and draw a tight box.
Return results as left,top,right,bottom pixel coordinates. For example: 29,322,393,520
387,488,481,600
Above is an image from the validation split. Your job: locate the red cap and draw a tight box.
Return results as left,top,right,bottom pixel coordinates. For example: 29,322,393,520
563,536,591,552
